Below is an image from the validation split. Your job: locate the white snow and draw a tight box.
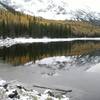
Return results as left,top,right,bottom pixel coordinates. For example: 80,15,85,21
1,0,100,20
0,79,69,100
0,80,6,86
1,37,100,47
87,63,100,73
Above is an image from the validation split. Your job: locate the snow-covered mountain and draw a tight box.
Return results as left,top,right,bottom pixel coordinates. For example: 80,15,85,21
0,2,6,10
0,0,100,20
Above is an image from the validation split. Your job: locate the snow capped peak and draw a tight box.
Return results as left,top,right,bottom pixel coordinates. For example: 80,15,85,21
0,0,100,20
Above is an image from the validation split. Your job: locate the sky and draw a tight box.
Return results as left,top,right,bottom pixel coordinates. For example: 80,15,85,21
66,0,100,12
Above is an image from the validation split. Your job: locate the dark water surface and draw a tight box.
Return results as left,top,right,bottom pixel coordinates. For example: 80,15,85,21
0,40,100,66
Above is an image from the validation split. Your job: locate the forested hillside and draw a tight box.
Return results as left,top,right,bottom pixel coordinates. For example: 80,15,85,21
0,9,100,38
0,10,73,38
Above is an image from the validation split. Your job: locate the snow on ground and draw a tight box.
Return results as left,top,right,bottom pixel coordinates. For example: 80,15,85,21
0,79,69,100
87,63,100,73
0,37,100,47
0,80,6,86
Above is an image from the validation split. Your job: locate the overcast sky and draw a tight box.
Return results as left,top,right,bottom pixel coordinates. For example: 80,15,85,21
66,0,100,12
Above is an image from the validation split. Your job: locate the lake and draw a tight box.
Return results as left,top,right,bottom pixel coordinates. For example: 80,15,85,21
0,40,100,100
0,40,100,66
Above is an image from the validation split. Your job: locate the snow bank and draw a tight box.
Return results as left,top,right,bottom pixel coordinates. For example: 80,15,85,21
0,80,6,86
1,37,100,47
87,63,100,73
0,79,69,100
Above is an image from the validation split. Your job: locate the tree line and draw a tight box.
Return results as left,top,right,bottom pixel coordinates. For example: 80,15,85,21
0,10,73,38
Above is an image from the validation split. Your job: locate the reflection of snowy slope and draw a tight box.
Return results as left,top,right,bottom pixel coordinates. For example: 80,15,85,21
22,55,100,77
35,55,100,71
87,63,100,72
36,56,76,70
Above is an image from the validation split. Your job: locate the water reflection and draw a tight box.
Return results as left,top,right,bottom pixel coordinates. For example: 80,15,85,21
0,41,100,66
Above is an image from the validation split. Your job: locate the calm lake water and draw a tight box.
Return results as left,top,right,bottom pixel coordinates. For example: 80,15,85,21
0,40,100,100
0,40,100,66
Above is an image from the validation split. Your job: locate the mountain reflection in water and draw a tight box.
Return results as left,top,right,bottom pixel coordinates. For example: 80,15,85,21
0,41,100,66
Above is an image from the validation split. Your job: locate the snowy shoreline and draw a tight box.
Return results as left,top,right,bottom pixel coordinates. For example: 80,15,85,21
0,79,69,100
0,37,100,47
0,56,100,99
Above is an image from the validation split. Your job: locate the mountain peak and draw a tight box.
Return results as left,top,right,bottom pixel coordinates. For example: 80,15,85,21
0,0,100,20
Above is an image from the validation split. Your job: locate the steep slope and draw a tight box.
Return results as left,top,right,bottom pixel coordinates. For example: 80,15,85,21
0,2,6,10
0,1,16,13
0,0,100,20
